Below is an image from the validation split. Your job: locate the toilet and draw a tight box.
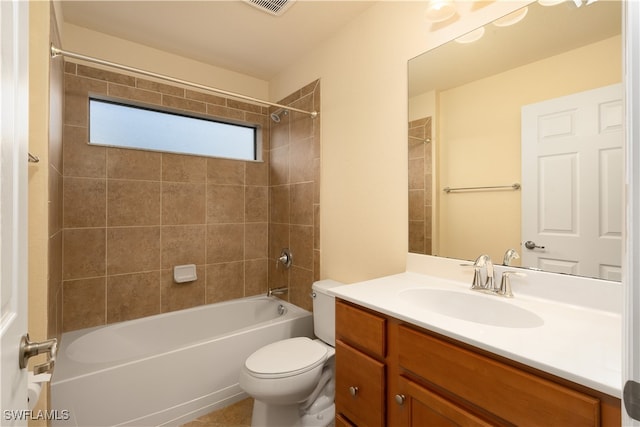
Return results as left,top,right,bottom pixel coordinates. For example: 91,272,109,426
239,280,342,427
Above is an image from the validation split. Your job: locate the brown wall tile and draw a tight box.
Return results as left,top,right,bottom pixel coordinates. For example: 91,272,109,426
64,74,108,127
62,277,106,331
290,182,313,226
245,259,268,296
161,267,205,312
206,184,244,223
270,185,289,224
137,79,184,97
107,148,162,181
63,177,106,228
206,262,244,304
107,271,161,322
63,228,106,280
162,182,206,225
245,186,268,222
206,224,244,263
245,223,268,260
161,225,206,268
107,180,161,226
290,138,315,183
108,84,162,105
207,158,245,185
163,154,207,183
106,227,160,275
63,125,106,178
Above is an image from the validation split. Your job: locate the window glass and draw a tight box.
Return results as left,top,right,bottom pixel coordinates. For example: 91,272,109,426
89,98,257,160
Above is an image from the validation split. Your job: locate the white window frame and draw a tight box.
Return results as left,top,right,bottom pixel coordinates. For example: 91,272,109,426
88,96,261,161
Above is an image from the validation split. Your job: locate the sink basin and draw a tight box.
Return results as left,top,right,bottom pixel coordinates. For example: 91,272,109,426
398,288,544,328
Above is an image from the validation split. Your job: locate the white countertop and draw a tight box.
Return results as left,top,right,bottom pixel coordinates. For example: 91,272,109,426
329,255,622,398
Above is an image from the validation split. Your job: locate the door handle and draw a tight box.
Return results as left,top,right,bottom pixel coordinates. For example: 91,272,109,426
19,334,58,374
524,240,545,250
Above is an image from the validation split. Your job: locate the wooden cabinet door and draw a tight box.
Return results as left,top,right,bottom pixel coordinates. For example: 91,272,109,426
396,376,494,427
399,326,601,427
336,340,385,427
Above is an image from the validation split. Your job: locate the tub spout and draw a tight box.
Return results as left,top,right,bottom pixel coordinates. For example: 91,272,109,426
267,287,288,297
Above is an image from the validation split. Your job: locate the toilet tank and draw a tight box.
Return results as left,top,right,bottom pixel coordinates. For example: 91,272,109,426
311,280,343,346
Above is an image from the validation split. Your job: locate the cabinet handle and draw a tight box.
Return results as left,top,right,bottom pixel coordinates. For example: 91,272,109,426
395,394,406,405
349,386,359,397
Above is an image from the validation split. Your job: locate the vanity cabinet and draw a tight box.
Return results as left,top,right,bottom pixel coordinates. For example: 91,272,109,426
335,299,621,427
335,300,386,427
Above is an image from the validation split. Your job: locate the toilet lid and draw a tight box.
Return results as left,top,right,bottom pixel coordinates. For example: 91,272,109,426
245,337,328,378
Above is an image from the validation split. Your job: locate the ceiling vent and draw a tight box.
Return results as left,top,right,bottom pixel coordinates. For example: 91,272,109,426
244,0,296,16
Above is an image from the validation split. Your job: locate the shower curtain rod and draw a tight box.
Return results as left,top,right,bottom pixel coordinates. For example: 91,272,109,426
50,45,318,119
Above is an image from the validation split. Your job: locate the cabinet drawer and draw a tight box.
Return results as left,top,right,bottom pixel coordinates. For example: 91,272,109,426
399,325,600,427
336,300,386,358
336,340,385,427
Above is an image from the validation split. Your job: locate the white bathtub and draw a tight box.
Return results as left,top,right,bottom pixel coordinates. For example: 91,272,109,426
51,296,313,427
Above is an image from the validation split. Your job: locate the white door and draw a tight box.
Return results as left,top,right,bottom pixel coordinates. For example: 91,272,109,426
521,84,623,280
0,0,30,423
623,1,640,424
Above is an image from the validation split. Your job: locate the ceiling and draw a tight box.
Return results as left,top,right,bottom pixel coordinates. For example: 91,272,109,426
60,0,376,81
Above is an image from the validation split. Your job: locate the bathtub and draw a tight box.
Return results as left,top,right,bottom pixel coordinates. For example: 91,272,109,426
51,296,313,427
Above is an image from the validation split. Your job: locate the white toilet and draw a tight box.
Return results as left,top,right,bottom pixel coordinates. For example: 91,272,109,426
239,280,342,427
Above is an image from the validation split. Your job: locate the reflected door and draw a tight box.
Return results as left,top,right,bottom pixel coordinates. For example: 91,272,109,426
521,84,623,280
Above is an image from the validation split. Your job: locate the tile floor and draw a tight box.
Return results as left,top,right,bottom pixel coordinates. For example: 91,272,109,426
181,398,253,427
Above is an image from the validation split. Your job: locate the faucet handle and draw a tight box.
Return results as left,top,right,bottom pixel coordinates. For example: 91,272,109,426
498,270,526,298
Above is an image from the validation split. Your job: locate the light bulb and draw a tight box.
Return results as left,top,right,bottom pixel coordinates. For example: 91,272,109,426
425,0,456,22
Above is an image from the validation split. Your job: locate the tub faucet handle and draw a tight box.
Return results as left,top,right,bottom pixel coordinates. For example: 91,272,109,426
276,248,292,269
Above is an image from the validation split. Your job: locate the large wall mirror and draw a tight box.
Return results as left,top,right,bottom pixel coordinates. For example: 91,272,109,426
408,1,623,281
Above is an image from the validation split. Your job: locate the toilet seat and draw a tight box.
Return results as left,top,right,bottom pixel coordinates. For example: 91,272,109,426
245,337,329,379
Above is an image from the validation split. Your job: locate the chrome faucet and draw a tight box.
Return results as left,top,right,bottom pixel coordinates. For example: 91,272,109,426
276,248,293,269
502,248,520,266
471,254,495,291
267,287,288,297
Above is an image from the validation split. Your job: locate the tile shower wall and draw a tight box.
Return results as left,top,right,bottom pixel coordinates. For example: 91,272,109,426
408,117,432,255
268,82,321,311
62,63,320,331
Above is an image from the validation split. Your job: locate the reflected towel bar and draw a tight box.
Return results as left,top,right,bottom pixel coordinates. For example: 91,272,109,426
409,135,432,143
443,183,521,193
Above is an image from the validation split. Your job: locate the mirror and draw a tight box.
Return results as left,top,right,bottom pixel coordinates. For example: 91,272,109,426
408,1,623,281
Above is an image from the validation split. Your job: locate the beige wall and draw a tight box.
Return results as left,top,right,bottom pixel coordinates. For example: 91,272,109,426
436,35,621,263
269,1,529,283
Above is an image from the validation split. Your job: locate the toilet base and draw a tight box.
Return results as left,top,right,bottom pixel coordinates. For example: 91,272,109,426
250,400,335,427
250,400,301,427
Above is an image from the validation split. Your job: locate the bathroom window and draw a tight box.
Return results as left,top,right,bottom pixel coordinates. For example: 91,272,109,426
88,97,258,160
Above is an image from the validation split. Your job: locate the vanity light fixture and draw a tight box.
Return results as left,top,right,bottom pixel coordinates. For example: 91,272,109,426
538,0,597,6
454,26,485,44
492,7,528,27
424,0,456,22
537,0,565,6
